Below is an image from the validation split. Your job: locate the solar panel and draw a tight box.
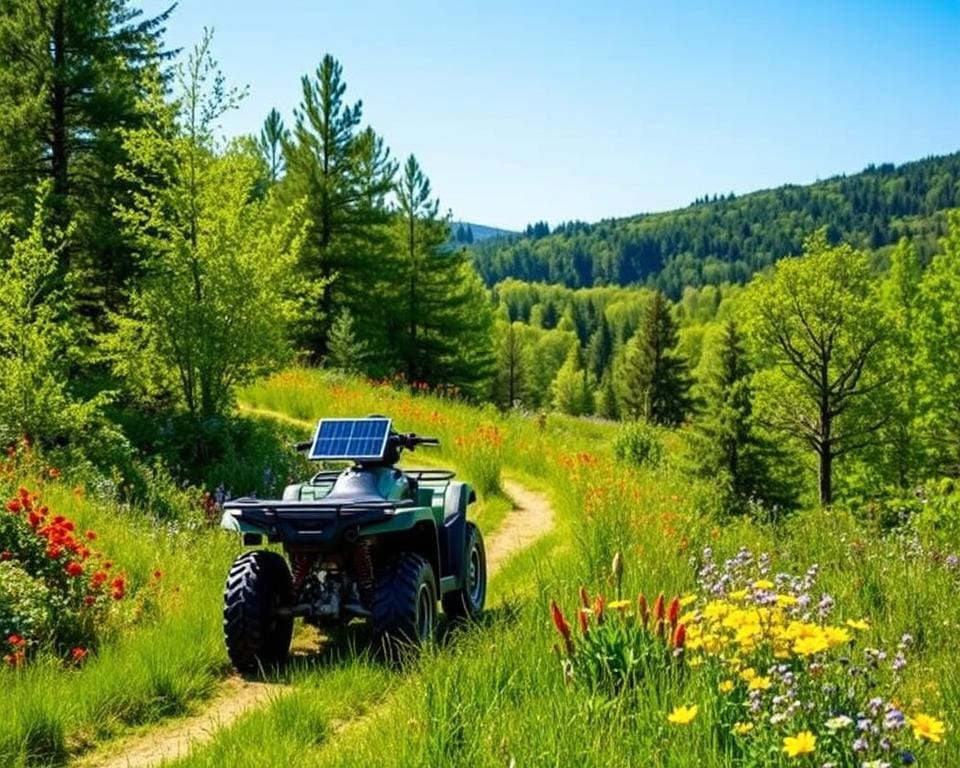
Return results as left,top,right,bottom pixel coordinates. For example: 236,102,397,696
308,418,392,461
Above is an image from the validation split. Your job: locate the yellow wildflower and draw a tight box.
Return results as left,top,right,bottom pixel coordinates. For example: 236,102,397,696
739,667,757,682
667,705,698,725
679,594,697,607
728,589,748,601
793,634,830,656
732,721,754,735
908,713,946,743
718,679,735,694
823,626,852,647
747,675,772,691
753,579,775,590
776,594,798,607
607,599,632,611
782,730,816,758
845,618,870,631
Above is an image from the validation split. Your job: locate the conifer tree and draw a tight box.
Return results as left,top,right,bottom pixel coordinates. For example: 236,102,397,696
621,291,691,424
281,54,396,358
0,0,173,310
325,309,367,375
391,154,494,397
495,320,526,409
257,107,288,183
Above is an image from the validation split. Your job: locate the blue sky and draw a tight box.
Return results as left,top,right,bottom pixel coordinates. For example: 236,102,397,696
140,1,960,230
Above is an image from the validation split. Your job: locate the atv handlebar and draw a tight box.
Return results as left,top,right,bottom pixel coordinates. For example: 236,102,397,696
292,433,440,455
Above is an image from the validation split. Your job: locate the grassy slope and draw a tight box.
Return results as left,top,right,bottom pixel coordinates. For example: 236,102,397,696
165,370,960,767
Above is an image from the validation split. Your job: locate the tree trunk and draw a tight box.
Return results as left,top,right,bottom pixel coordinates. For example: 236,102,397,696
818,444,832,506
50,1,69,270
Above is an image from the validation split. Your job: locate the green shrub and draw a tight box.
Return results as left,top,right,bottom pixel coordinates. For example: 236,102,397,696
613,420,665,469
0,561,52,647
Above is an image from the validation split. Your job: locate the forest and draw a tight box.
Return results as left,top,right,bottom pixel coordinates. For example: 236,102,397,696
471,152,960,295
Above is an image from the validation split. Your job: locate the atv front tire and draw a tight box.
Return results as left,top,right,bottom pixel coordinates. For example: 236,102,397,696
223,550,293,673
373,553,437,655
442,522,486,620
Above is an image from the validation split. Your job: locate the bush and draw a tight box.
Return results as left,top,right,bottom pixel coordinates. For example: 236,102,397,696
613,421,665,469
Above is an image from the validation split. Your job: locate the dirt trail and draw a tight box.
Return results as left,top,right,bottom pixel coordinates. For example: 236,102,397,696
75,478,553,768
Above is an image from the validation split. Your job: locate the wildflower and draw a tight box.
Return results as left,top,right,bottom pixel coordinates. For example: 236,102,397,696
593,595,605,624
48,467,60,479
153,569,163,581
825,715,853,731
782,730,816,757
579,585,590,608
85,530,97,541
846,618,870,631
719,679,735,694
7,634,25,647
5,499,22,513
607,599,631,612
550,601,573,653
748,675,772,691
71,647,87,663
65,561,83,577
732,721,754,735
0,550,11,561
578,608,589,634
907,713,945,743
637,593,649,628
666,705,698,725
652,592,665,621
753,579,775,590
611,551,623,581
672,623,686,650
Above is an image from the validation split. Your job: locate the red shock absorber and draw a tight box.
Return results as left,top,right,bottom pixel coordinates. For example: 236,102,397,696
291,552,313,594
353,540,374,603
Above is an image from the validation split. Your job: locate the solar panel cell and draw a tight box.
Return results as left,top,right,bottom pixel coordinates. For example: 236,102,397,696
308,418,392,461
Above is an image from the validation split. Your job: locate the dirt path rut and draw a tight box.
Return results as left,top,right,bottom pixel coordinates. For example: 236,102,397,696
76,478,553,768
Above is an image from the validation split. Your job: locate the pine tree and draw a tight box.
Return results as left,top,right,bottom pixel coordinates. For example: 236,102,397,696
391,155,494,398
281,54,396,358
586,315,613,379
551,349,594,416
688,321,786,510
598,369,619,420
325,309,368,375
257,107,288,183
0,0,173,310
621,291,691,424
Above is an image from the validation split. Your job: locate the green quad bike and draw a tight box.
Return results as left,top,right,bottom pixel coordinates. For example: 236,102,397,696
219,417,486,671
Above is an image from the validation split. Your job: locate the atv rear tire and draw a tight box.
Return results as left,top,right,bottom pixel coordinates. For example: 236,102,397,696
223,550,293,673
442,522,486,620
373,553,437,655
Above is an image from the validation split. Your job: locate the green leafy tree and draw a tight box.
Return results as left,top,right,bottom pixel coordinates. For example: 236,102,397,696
391,154,494,397
621,291,691,425
0,183,105,447
110,33,303,422
745,232,889,506
281,54,396,358
915,211,960,475
598,370,619,420
0,0,173,309
551,349,595,416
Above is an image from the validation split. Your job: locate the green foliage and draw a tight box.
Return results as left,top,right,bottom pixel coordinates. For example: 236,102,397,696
325,309,368,375
745,232,890,505
390,155,495,397
914,211,960,475
551,350,595,416
0,185,108,449
621,291,691,425
281,54,396,358
0,562,53,646
0,0,173,312
109,34,302,422
613,421,665,469
494,320,526,409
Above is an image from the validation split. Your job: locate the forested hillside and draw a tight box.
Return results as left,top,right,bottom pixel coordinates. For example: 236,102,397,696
472,153,960,295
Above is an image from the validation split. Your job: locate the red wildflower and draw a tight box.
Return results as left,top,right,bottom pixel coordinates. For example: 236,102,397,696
550,600,571,641
85,530,96,541
83,595,96,607
653,592,665,622
637,593,650,628
7,634,25,647
593,594,605,625
578,608,589,635
5,650,25,667
91,571,107,588
153,569,163,581
71,647,87,663
579,584,590,608
668,596,680,629
48,467,60,479
5,499,21,514
0,550,11,561
672,623,687,650
65,561,83,577
46,543,62,559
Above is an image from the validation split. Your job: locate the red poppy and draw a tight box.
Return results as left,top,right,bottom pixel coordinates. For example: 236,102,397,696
83,595,96,607
7,634,25,647
46,543,63,559
85,530,96,541
5,499,22,514
71,647,87,663
65,561,83,577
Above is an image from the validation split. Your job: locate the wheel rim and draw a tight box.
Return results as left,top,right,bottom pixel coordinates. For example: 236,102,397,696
467,545,484,606
416,583,434,640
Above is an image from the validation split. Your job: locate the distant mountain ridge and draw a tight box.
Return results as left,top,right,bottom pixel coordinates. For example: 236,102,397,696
469,151,960,297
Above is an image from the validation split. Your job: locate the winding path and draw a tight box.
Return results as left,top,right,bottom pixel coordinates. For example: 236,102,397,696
76,479,554,768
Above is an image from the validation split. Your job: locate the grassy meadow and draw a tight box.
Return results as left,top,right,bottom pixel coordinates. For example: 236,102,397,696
4,368,958,766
